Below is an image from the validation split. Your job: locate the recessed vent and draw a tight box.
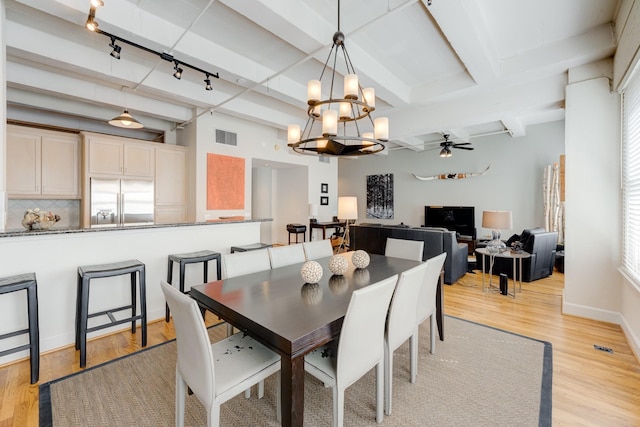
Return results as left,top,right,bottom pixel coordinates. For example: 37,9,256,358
216,129,237,146
319,156,330,164
593,345,614,354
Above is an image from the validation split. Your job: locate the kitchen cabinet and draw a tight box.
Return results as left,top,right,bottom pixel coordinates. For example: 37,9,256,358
155,145,187,223
7,125,80,198
86,136,154,178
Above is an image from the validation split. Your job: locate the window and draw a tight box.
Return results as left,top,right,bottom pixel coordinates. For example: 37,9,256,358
622,67,640,281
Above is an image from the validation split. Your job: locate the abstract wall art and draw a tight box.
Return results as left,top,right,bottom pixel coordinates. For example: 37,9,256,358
207,153,245,210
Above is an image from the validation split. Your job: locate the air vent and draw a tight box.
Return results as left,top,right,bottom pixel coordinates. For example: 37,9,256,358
216,129,237,146
319,156,330,164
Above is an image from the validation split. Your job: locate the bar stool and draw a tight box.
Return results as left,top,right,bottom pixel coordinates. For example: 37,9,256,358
76,260,147,368
286,223,307,244
0,273,39,384
165,250,221,322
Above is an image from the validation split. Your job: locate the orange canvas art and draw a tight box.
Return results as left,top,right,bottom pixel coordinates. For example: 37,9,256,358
207,153,245,210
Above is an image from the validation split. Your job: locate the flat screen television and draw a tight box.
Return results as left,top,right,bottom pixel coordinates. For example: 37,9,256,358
425,206,476,238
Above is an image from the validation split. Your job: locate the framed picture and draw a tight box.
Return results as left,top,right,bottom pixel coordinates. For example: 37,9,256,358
320,196,329,205
321,183,328,193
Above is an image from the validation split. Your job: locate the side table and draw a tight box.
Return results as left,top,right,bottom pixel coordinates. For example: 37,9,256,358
475,247,531,298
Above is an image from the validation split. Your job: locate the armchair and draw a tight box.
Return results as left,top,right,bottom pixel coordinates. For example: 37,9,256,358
476,228,558,282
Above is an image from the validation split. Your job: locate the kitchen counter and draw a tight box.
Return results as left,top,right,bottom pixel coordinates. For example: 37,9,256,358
0,218,271,238
0,219,271,366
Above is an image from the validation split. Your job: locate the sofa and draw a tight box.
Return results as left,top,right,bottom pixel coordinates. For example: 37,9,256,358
348,223,468,284
475,227,558,282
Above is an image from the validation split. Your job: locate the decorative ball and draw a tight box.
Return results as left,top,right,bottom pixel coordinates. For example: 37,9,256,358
328,275,348,295
301,260,323,284
328,255,349,275
351,250,370,269
301,282,323,305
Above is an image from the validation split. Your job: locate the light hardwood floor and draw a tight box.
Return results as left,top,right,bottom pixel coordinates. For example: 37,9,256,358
1,269,640,426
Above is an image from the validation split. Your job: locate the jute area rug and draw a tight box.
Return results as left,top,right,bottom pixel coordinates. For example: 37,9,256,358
40,316,552,426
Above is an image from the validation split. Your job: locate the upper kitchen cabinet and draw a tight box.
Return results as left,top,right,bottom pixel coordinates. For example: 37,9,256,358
84,133,154,178
155,144,187,223
7,125,80,198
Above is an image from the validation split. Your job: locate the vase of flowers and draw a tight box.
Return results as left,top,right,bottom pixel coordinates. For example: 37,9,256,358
22,208,61,230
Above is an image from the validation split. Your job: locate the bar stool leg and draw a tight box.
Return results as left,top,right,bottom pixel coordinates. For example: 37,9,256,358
179,262,186,295
139,268,147,347
75,273,82,350
27,284,39,384
79,276,90,368
130,271,137,334
166,258,174,322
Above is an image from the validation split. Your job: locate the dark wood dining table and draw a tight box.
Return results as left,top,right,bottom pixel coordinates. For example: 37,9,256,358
190,252,444,427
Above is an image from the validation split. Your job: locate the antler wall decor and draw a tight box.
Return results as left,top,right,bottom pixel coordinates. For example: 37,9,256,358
412,165,490,181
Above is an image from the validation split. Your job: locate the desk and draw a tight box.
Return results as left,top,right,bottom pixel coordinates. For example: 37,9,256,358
190,252,440,427
475,248,530,298
309,220,344,241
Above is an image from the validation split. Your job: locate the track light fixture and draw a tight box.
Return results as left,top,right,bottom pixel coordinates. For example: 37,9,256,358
204,74,213,91
173,62,183,80
85,8,98,31
109,37,121,59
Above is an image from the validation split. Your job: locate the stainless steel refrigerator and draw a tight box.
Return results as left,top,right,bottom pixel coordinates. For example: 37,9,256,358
90,178,154,227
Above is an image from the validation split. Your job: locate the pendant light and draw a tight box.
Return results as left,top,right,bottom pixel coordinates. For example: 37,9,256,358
108,109,144,129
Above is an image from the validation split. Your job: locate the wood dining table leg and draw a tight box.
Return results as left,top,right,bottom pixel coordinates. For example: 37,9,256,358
281,355,305,427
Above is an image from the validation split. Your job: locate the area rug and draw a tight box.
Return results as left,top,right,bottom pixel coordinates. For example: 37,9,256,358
40,317,552,426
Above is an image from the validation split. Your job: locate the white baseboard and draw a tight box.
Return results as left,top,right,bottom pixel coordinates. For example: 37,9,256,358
620,315,640,363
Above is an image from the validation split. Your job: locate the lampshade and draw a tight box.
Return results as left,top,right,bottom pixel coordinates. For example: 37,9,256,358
482,210,512,230
108,109,144,129
338,196,358,220
309,204,319,217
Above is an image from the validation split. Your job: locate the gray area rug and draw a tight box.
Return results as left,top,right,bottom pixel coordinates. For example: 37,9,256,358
40,316,552,426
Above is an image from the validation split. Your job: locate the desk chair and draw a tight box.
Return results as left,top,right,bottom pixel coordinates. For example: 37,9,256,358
304,275,397,426
161,281,281,427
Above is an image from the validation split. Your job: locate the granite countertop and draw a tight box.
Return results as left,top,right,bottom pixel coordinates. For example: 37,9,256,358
0,218,272,238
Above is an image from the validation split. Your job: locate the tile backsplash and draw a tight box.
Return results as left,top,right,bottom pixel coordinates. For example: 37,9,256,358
7,199,80,230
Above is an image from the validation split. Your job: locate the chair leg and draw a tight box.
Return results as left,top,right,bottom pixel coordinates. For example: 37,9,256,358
176,370,186,427
410,331,418,384
276,371,282,423
376,361,384,423
208,404,220,427
27,284,39,384
258,380,265,398
244,387,251,399
384,342,393,416
430,314,436,354
334,386,344,427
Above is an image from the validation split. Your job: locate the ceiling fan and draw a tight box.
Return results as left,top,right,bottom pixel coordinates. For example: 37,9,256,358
430,134,474,157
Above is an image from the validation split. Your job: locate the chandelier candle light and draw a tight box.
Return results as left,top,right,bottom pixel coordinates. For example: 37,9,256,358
288,0,389,156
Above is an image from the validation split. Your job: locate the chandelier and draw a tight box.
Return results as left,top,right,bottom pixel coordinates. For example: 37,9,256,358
287,0,389,157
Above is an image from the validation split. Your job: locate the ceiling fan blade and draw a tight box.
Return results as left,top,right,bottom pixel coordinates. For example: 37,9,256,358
453,146,475,150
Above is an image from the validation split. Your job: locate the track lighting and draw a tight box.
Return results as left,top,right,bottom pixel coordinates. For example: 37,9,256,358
173,62,183,80
109,37,121,59
86,7,219,91
85,8,98,31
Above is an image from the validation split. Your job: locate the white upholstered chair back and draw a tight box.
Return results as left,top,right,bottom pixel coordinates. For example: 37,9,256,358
222,249,272,279
268,244,306,268
303,240,334,260
384,237,424,261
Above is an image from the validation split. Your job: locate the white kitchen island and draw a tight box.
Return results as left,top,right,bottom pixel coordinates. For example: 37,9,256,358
0,219,270,365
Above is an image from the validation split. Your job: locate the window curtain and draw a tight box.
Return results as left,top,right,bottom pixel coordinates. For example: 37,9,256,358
543,162,564,243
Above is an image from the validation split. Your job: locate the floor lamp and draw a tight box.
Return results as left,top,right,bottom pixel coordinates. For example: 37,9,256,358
338,196,358,253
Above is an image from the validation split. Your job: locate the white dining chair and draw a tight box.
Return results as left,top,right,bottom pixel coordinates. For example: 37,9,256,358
415,252,447,362
268,244,306,268
160,281,281,427
384,237,425,261
302,239,334,260
304,275,398,426
222,249,272,279
383,262,429,416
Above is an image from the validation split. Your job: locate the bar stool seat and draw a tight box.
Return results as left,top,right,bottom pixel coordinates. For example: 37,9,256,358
0,273,39,383
76,260,146,368
166,250,221,322
287,223,307,244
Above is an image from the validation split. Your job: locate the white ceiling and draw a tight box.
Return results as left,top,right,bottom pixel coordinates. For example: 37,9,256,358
4,0,620,151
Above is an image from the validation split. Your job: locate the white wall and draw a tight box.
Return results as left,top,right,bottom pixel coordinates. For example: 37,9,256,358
338,121,565,239
274,166,308,244
564,70,622,323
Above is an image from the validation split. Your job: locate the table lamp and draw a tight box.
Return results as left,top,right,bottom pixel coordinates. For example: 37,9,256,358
309,203,319,220
482,210,512,252
338,196,358,252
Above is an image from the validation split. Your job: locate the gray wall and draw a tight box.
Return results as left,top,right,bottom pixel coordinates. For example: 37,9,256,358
338,121,565,240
